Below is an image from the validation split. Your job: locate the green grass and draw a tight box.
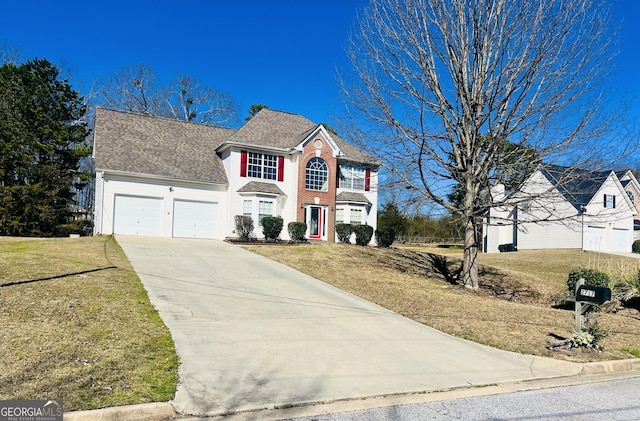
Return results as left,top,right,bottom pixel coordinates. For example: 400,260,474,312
622,347,640,357
0,236,178,411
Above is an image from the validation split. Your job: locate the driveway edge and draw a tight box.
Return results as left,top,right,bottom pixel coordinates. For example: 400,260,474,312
62,359,639,420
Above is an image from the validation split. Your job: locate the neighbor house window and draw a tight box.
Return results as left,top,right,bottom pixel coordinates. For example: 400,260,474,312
627,191,635,203
258,200,275,225
350,208,363,225
340,165,365,190
604,194,616,209
305,157,328,191
335,207,345,224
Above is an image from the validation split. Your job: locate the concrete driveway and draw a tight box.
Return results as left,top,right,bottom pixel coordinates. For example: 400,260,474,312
116,236,581,416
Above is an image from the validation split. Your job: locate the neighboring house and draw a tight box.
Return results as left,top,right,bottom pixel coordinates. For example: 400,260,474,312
616,169,640,239
92,107,379,242
483,165,637,253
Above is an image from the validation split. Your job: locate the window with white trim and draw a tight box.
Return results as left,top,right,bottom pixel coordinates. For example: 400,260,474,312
604,194,616,209
258,200,275,225
335,207,345,224
350,208,363,225
243,200,252,217
305,157,328,191
248,152,277,180
340,165,365,190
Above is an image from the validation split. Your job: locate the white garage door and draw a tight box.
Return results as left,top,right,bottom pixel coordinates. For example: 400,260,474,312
114,195,164,236
612,228,630,253
585,226,605,251
173,200,217,239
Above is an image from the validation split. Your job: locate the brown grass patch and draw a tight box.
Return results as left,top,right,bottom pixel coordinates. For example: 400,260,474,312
246,244,640,362
0,236,178,410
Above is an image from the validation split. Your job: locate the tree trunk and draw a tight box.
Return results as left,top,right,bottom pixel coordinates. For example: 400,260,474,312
462,216,479,290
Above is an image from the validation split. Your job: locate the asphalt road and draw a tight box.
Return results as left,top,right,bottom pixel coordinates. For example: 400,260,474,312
285,375,640,421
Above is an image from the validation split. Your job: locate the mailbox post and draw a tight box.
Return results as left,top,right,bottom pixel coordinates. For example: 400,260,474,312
574,278,612,331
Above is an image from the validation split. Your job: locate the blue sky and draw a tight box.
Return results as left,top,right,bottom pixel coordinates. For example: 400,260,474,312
1,0,639,131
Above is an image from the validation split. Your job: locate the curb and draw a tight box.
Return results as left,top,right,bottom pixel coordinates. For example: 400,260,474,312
62,359,640,420
580,358,640,375
64,402,177,421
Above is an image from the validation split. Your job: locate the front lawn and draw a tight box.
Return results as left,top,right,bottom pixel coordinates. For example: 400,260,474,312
0,236,178,410
246,244,640,362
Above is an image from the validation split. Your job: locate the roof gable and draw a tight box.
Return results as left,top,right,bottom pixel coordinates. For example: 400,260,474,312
537,165,634,212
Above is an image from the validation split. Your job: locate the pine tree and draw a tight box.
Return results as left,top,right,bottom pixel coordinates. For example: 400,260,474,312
0,58,91,236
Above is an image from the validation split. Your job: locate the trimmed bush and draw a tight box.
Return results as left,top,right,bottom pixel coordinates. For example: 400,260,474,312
288,222,307,242
567,268,611,293
353,224,374,246
262,216,283,241
375,228,395,248
234,215,254,242
633,240,640,254
336,223,353,243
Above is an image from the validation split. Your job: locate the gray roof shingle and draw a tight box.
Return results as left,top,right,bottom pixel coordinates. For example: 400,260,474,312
237,181,285,196
541,165,612,211
228,108,378,166
336,191,371,204
93,108,378,185
93,108,234,184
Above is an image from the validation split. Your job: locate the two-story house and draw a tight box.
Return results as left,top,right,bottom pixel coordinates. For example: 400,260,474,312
482,165,637,253
92,107,379,242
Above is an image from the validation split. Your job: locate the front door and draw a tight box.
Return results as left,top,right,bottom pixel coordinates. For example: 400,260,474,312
308,206,326,240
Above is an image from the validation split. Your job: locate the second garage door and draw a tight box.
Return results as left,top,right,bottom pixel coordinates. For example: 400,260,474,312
173,200,218,239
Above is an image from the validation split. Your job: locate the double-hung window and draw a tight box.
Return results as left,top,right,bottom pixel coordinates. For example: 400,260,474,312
340,165,365,190
350,208,363,225
604,194,616,209
258,200,275,225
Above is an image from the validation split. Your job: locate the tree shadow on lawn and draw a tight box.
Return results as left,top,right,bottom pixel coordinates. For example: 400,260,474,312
0,266,117,288
374,247,542,304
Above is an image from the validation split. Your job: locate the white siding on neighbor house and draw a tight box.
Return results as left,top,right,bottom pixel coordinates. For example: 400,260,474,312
581,174,635,252
95,172,227,238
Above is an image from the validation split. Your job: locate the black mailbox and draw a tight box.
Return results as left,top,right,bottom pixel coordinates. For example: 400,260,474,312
576,285,611,304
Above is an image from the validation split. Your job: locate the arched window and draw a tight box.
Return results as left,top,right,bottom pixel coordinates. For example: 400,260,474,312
305,157,328,191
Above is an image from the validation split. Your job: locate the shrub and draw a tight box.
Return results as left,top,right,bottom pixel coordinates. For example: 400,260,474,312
633,240,640,254
375,228,395,248
353,224,374,246
336,223,353,243
234,215,254,242
617,269,640,302
288,222,307,242
567,268,611,293
261,216,283,241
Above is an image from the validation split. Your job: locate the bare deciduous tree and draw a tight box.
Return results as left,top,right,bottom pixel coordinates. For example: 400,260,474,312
341,0,622,289
100,64,238,126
